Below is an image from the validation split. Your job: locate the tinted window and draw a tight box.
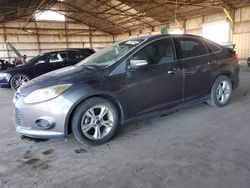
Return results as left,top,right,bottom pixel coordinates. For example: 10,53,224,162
132,38,175,65
175,38,207,58
27,54,48,65
68,52,86,60
205,40,221,52
49,52,67,63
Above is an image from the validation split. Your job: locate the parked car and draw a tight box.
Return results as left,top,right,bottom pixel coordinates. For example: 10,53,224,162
0,49,94,89
13,34,240,145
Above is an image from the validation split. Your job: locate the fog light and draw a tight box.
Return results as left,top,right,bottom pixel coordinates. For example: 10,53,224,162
35,119,54,130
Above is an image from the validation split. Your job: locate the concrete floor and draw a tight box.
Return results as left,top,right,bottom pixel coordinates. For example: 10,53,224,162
1,65,250,188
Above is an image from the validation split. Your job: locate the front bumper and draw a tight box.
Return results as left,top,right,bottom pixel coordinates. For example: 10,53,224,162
13,93,74,139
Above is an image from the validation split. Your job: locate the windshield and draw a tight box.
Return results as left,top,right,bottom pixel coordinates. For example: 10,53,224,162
26,54,44,65
76,39,145,68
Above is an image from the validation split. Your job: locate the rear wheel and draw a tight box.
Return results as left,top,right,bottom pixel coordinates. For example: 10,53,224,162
10,74,29,90
207,76,232,107
72,97,119,145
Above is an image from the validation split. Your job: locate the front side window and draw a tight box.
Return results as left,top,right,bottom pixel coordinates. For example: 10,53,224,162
132,38,175,65
175,37,207,59
77,39,145,68
27,54,47,65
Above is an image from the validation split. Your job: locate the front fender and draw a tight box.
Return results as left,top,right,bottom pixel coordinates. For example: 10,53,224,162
62,85,125,136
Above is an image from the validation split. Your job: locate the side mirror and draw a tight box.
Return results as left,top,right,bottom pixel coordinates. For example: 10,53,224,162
129,59,148,69
35,60,46,65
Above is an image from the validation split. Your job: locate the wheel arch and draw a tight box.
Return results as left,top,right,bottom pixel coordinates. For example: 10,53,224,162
9,73,30,89
211,71,234,91
64,93,125,136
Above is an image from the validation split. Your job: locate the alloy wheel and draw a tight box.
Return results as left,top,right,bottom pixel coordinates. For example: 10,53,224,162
81,105,114,140
12,75,29,89
216,80,232,104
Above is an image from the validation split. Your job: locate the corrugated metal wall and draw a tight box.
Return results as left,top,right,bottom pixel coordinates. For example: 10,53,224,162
233,33,250,59
0,21,114,62
233,6,250,59
114,6,250,60
1,6,250,62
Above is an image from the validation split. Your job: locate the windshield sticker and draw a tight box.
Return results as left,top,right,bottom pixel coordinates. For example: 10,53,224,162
125,41,140,45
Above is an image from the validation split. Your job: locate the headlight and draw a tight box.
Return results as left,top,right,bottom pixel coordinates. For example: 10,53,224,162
23,84,72,104
0,73,9,78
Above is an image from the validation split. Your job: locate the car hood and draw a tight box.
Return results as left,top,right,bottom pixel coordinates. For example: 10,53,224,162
0,64,29,73
19,66,101,96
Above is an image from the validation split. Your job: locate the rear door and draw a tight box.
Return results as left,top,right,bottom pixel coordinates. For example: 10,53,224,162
173,37,214,101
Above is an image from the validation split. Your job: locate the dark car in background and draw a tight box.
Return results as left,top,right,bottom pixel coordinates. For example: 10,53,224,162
0,49,94,89
13,34,239,145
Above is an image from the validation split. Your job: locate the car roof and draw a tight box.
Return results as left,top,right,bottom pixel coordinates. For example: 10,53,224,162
43,49,89,55
127,34,205,42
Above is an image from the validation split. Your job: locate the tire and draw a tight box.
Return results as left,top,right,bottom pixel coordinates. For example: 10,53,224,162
207,76,233,107
10,74,29,90
72,97,119,145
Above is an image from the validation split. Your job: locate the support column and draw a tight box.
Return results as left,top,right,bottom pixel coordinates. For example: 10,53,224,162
183,19,186,34
65,21,69,48
229,8,235,43
3,23,10,62
34,21,41,54
89,26,93,49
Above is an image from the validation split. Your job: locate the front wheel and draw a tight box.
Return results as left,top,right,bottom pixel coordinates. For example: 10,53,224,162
10,74,29,90
72,97,119,145
207,76,233,107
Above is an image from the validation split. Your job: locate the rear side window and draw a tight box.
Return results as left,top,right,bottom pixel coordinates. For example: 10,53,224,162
60,52,67,60
205,40,221,53
49,52,67,63
68,52,87,60
175,37,207,59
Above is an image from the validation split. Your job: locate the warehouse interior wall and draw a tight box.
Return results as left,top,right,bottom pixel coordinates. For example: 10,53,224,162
0,21,114,62
114,6,250,60
0,6,250,62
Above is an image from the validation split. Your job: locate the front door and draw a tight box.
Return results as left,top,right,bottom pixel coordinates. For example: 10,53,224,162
123,38,184,118
33,54,55,77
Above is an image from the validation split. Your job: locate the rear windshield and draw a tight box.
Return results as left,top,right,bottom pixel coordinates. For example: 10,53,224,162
205,40,221,52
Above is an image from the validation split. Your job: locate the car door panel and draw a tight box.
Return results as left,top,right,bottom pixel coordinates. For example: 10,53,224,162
32,54,55,77
174,37,214,101
114,38,184,119
181,55,213,101
125,62,183,117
